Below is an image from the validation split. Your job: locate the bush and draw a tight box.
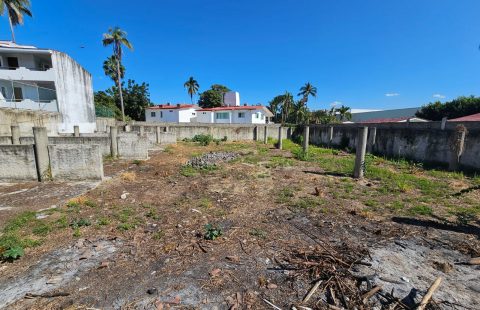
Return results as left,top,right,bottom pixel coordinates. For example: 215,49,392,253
204,223,222,240
192,134,214,146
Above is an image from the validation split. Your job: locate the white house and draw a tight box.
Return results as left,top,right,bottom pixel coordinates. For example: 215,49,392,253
196,105,274,124
145,104,198,123
0,41,96,133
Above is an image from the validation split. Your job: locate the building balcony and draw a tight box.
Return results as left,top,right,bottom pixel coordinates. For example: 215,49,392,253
0,99,58,112
0,66,55,82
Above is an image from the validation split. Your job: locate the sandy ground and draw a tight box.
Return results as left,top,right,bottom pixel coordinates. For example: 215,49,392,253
0,142,479,310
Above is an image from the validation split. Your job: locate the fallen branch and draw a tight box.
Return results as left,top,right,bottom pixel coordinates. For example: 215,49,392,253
418,277,442,310
262,298,282,310
302,280,322,303
361,285,382,303
25,291,70,299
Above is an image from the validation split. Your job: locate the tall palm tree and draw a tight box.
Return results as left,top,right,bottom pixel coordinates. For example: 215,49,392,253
103,56,125,86
298,82,317,107
0,0,32,43
102,27,133,122
184,77,199,104
281,91,294,125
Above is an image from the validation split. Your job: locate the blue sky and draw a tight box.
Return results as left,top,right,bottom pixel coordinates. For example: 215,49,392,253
2,0,480,110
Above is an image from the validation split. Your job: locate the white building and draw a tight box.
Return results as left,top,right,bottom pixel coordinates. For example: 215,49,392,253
145,104,198,123
0,41,96,133
196,105,273,124
223,91,240,107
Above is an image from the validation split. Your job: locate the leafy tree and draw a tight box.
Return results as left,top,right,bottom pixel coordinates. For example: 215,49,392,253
94,90,121,118
280,92,294,125
198,84,231,108
103,56,125,86
336,105,352,121
184,77,200,103
102,26,133,122
416,96,480,121
268,95,285,123
0,0,32,43
298,82,317,107
310,109,338,124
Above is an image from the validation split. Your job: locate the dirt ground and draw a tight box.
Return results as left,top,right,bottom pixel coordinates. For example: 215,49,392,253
0,141,479,310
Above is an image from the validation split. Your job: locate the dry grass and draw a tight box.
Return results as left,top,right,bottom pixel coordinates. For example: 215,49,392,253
120,171,137,182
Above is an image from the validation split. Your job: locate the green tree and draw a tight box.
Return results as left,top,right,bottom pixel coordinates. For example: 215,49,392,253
298,82,317,107
198,84,231,108
94,90,121,118
268,95,285,123
336,105,352,121
280,92,294,125
310,109,338,124
116,80,151,121
184,77,200,103
103,56,125,86
0,0,32,43
416,96,480,120
102,27,133,122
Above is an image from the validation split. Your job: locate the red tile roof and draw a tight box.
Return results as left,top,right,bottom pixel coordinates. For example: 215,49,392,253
197,105,264,112
148,104,196,110
449,113,480,122
359,117,412,124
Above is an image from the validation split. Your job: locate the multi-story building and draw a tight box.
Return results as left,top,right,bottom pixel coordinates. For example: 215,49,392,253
0,41,96,133
145,104,198,123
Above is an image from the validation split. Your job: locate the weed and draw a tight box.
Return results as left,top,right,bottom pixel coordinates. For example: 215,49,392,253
408,205,433,216
97,217,110,226
276,187,296,204
32,222,52,236
132,160,143,165
117,223,135,231
364,199,379,209
70,218,92,229
180,165,198,177
84,200,97,208
192,134,213,146
266,156,294,168
145,209,160,220
153,231,165,240
291,197,325,209
1,246,24,260
73,227,81,237
198,198,213,209
204,224,223,240
249,228,267,239
55,215,69,229
4,211,36,232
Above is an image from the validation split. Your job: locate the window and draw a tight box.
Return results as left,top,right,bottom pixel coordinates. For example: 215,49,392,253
255,113,260,119
13,87,23,101
192,112,196,115
150,111,156,117
238,112,245,118
1,87,6,99
7,57,19,69
261,114,264,120
215,112,229,120
160,111,163,118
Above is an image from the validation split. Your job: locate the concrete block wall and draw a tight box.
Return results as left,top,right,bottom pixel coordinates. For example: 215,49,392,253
308,123,480,170
117,133,149,159
48,136,111,156
48,144,104,181
0,145,38,181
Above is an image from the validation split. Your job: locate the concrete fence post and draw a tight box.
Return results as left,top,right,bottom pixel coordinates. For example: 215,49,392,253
33,127,50,181
125,124,131,132
156,126,161,144
164,126,169,133
354,127,369,179
303,126,310,153
11,125,20,145
441,117,448,130
73,125,80,137
277,126,283,150
139,126,145,136
368,127,377,153
263,126,268,144
449,126,467,171
110,126,118,158
328,126,334,147
254,126,259,141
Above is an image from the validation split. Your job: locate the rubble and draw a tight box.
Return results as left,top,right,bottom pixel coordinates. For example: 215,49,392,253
186,152,239,168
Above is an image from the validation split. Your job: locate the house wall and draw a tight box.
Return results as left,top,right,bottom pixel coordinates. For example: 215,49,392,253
197,111,213,123
178,109,197,122
52,51,96,134
0,108,61,136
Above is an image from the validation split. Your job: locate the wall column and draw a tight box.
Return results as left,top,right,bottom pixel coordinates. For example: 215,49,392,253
33,127,50,181
73,125,80,137
277,126,283,150
353,127,368,179
156,126,161,144
263,126,268,144
441,117,448,130
110,126,118,158
328,126,334,147
11,125,20,145
303,126,310,153
367,127,377,153
139,126,145,136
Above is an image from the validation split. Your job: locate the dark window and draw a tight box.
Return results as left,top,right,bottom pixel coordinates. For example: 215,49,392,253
151,111,156,117
160,111,163,118
13,87,23,101
7,57,19,69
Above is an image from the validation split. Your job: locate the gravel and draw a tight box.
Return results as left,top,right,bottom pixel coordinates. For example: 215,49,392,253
186,152,239,168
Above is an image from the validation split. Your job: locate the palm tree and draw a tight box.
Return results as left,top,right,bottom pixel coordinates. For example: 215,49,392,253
103,56,125,86
336,105,352,121
184,77,199,104
0,0,32,43
298,82,317,107
280,92,294,125
102,27,133,122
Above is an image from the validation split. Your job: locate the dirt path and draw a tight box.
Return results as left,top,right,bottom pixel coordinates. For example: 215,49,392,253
0,142,479,309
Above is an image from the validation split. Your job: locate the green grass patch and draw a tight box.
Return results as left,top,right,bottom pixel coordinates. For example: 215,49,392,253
408,205,433,216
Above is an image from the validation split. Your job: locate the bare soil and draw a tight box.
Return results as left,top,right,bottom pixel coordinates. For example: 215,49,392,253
0,142,479,310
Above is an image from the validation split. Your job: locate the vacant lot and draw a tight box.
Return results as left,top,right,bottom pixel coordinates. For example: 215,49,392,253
0,140,479,309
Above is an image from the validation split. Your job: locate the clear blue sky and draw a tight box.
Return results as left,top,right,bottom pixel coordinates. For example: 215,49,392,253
1,0,480,110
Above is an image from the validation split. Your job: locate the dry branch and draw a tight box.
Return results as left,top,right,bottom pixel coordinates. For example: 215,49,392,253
418,277,442,310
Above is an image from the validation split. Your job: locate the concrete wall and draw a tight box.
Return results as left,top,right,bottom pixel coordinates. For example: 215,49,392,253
0,145,38,181
48,144,103,180
96,117,116,132
0,108,60,136
52,51,96,134
308,122,480,170
117,133,149,159
48,136,111,156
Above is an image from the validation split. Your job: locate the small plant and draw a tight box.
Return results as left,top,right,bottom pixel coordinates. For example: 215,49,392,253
145,209,160,220
73,227,81,237
153,231,165,240
180,165,198,177
198,197,213,209
408,205,433,216
32,222,52,236
192,134,213,146
132,160,143,165
117,223,135,231
84,200,97,208
1,246,24,260
455,210,477,226
204,224,223,240
276,187,296,203
249,228,267,239
70,218,92,229
97,217,110,226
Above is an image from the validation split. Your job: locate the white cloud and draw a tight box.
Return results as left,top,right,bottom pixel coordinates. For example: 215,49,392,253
330,101,342,107
433,94,446,99
385,93,400,97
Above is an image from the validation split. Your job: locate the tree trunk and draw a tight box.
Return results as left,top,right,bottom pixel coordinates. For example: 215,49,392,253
115,57,125,122
8,14,15,43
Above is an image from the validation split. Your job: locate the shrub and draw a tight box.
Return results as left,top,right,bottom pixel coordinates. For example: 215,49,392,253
204,224,222,240
192,134,214,146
